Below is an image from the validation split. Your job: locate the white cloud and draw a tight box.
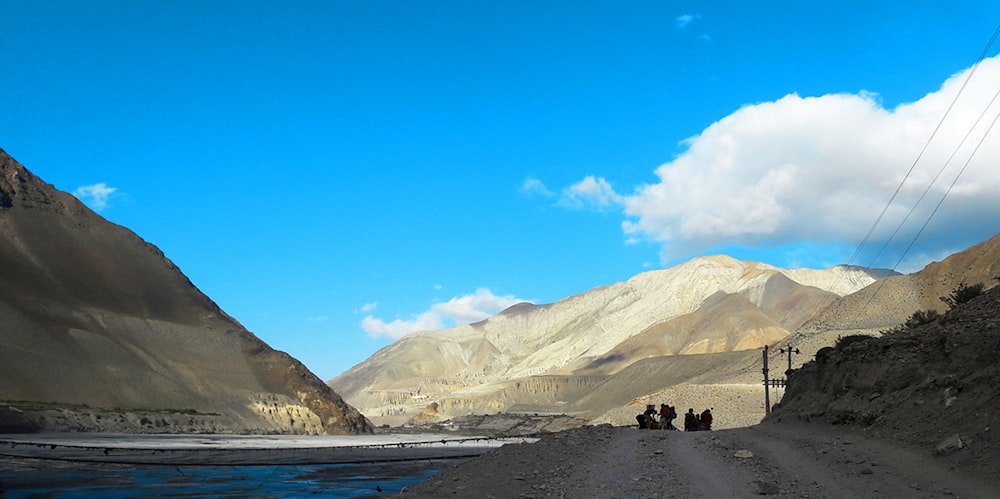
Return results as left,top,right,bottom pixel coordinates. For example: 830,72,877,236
432,288,524,324
558,176,623,211
356,301,378,313
74,183,117,210
619,55,1000,269
361,310,444,340
521,177,554,197
675,14,698,29
361,288,529,340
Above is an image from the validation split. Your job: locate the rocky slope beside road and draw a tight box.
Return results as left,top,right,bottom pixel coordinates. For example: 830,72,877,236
768,281,1000,483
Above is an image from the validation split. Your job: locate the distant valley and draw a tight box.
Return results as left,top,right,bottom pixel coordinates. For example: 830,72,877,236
3,145,997,436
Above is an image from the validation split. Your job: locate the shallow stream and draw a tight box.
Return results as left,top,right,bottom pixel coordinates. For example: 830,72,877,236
0,433,528,497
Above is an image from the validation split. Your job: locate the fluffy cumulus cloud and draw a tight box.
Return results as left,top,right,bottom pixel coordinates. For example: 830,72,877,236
361,288,528,340
551,56,1000,270
74,183,117,210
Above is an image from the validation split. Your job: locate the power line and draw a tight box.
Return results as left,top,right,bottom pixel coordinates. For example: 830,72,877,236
844,25,1000,327
891,100,1000,271
845,24,1000,270
865,86,1000,269
852,107,1000,325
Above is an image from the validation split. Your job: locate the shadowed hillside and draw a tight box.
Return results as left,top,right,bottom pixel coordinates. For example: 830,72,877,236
767,281,1000,480
0,148,372,434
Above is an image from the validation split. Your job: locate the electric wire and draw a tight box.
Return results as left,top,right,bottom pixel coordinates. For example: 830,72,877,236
844,24,1000,270
840,24,1000,328
864,85,1000,269
891,101,1000,271
854,106,1000,324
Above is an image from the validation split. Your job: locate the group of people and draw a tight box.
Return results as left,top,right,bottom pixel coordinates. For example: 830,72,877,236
683,407,713,431
636,404,712,431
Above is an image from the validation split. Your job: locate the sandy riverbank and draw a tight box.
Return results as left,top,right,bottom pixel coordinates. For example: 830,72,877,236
0,433,532,466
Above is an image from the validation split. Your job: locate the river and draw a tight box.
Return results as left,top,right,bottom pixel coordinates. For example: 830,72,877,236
0,433,532,497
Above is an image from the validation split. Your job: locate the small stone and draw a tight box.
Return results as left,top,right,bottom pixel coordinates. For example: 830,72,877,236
734,449,754,458
754,480,780,495
934,434,967,456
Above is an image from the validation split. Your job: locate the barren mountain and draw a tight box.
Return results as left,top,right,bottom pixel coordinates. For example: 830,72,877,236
331,254,895,427
0,148,371,434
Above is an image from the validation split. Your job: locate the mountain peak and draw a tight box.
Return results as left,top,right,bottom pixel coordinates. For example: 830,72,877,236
0,148,65,210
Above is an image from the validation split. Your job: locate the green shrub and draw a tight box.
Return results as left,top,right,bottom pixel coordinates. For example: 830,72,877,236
940,282,984,310
882,308,944,336
815,346,835,363
905,309,941,328
834,334,875,350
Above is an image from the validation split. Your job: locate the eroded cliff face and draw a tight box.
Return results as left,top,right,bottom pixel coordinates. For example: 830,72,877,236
0,148,372,434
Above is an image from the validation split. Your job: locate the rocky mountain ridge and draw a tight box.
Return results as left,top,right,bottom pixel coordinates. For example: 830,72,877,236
330,252,898,427
0,148,372,434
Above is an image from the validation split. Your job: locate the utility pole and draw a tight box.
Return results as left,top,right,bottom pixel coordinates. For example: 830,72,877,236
780,345,800,375
762,345,770,414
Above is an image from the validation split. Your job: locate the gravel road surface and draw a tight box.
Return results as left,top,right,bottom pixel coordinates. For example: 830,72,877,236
395,423,997,498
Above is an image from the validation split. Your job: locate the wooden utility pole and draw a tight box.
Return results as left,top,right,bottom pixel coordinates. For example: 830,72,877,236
780,346,800,375
762,345,770,414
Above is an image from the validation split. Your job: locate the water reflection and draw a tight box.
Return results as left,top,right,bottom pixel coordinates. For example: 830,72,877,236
1,458,461,497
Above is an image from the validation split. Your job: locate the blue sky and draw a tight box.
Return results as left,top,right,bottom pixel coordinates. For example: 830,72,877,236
3,2,1000,380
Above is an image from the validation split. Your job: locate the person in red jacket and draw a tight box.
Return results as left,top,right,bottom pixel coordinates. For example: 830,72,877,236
659,404,678,430
700,408,713,431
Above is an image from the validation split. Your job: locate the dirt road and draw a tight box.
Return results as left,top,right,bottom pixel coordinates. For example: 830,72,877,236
395,423,997,498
